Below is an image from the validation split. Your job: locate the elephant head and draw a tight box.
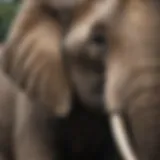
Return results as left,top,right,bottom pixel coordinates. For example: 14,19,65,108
64,0,160,159
105,1,160,160
2,0,160,159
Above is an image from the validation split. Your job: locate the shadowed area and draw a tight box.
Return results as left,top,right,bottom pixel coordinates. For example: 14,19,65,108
56,95,122,160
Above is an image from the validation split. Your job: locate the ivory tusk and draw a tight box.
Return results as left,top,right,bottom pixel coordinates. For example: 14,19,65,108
110,113,138,160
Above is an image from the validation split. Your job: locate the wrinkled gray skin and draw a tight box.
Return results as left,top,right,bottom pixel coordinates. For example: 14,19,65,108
105,1,160,160
1,0,160,160
0,0,108,160
64,0,160,160
0,67,66,160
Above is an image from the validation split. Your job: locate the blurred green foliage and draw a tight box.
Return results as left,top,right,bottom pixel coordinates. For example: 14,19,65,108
0,3,19,42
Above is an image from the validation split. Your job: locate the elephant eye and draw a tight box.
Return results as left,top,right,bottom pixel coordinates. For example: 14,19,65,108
90,24,107,48
92,31,106,46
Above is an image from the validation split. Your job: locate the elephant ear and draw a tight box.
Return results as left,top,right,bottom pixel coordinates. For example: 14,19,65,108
1,21,71,117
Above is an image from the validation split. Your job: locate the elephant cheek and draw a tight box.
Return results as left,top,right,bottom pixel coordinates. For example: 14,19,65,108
104,60,138,160
105,60,160,160
104,58,130,114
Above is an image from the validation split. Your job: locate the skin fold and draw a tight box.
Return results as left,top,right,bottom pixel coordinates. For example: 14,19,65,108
63,0,160,159
0,0,121,160
104,1,160,160
2,0,160,160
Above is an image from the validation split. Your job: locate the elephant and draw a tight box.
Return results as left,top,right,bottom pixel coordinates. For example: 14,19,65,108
63,0,160,160
1,0,160,160
104,1,160,160
0,0,121,160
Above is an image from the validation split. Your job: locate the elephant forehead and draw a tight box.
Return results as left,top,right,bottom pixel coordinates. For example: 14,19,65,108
64,0,122,50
